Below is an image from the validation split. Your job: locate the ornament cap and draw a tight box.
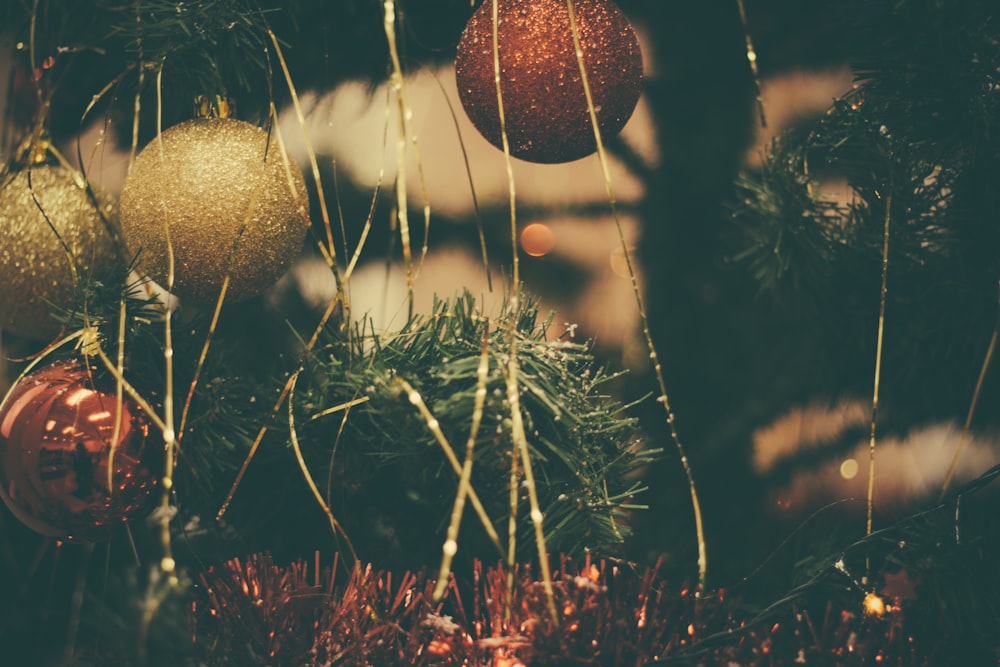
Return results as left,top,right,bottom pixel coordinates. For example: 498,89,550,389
194,94,235,119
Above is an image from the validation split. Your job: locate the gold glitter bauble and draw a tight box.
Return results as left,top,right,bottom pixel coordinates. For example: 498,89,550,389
0,165,120,339
119,117,310,304
455,0,643,164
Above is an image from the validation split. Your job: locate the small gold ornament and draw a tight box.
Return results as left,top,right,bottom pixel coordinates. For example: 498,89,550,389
0,164,120,339
119,117,310,304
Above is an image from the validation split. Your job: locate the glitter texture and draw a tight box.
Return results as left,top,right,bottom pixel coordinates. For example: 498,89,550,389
119,117,310,304
455,0,643,164
0,165,120,339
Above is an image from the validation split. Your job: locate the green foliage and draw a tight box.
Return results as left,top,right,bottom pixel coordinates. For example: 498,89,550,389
46,285,651,568
728,0,1000,424
291,292,654,565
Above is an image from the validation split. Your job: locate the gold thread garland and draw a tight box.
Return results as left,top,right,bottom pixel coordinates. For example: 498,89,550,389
266,31,351,334
382,0,433,318
287,371,359,564
432,323,492,602
431,70,492,291
153,60,179,587
106,297,128,494
564,0,708,597
505,337,559,624
323,393,360,514
939,280,1000,500
217,37,354,519
394,376,504,554
735,0,766,128
343,88,391,283
216,290,344,521
484,0,557,623
866,190,892,548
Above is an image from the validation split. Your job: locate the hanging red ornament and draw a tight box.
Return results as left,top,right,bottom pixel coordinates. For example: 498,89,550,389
454,0,643,164
0,360,161,541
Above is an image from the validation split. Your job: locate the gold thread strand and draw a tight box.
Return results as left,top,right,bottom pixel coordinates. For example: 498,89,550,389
287,372,358,563
432,322,491,601
505,433,519,624
64,542,93,659
29,0,40,106
735,0,766,127
394,377,504,553
216,290,343,521
267,30,337,263
939,280,1000,500
0,330,83,415
177,118,276,442
309,396,371,421
489,0,535,621
384,1,412,316
264,74,351,333
90,345,167,433
106,298,127,494
492,0,518,293
177,276,229,444
383,5,433,283
324,394,359,509
565,0,707,596
343,89,391,283
130,2,144,168
506,345,559,623
430,70,492,291
154,61,178,587
866,191,892,540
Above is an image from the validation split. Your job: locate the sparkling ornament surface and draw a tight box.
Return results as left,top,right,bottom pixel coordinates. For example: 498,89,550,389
455,0,643,164
0,360,160,541
119,117,310,303
0,165,120,339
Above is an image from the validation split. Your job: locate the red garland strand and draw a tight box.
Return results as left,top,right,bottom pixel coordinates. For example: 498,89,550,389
193,552,951,666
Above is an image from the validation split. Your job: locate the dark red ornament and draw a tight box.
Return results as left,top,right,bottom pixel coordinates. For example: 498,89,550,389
455,0,643,164
0,360,160,541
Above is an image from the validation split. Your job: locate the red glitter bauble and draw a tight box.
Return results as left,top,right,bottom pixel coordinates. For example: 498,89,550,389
455,0,643,164
0,360,161,541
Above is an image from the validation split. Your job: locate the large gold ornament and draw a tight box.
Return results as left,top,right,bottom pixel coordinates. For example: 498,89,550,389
119,117,311,304
0,164,120,339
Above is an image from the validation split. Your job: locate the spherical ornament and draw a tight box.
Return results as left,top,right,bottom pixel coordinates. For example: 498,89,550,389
119,117,310,304
0,165,121,339
0,360,161,541
455,0,643,164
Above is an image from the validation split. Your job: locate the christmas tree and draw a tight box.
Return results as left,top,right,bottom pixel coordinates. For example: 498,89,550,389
0,1,998,664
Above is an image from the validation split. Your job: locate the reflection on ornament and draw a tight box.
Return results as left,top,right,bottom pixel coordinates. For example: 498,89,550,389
0,165,120,339
455,0,643,163
119,117,310,304
0,360,160,541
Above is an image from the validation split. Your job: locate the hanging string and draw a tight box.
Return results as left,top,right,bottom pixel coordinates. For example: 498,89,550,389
564,0,708,597
735,0,766,128
939,280,1000,500
866,189,892,545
